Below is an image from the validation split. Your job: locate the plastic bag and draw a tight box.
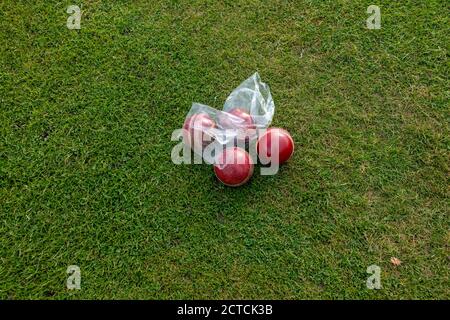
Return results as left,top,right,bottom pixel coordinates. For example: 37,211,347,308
223,72,275,129
182,72,275,164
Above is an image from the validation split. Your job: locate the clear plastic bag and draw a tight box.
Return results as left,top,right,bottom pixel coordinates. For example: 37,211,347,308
223,72,275,129
182,72,275,164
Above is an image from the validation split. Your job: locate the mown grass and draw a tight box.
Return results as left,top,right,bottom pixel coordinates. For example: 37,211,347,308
0,0,448,299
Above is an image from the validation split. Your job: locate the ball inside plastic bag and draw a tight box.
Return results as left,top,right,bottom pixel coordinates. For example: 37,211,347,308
182,72,275,164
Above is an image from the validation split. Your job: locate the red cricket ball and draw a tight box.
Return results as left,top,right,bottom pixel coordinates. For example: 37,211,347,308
213,147,254,187
219,108,255,130
183,113,216,150
219,108,257,145
257,128,294,165
228,108,255,129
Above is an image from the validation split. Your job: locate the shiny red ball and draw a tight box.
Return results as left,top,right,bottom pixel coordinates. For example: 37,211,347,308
229,108,255,129
183,113,216,150
214,147,254,187
257,128,294,164
227,108,257,144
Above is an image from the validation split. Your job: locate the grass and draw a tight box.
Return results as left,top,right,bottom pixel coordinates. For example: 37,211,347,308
0,0,448,299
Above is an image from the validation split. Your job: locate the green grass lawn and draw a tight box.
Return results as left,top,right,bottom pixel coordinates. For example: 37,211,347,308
1,0,448,299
